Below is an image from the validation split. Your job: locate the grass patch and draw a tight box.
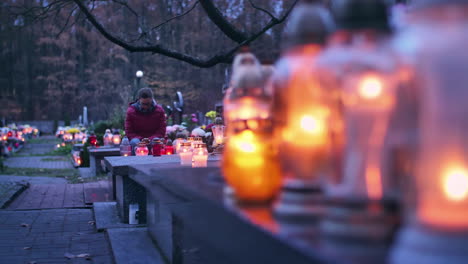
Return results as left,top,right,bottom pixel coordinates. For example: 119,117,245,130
71,173,108,184
28,137,60,144
47,144,72,156
0,167,79,182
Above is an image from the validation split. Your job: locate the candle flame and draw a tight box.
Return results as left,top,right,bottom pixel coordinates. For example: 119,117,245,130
443,167,468,201
359,75,383,100
300,115,324,134
234,130,256,153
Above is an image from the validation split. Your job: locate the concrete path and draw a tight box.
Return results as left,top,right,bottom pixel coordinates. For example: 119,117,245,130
0,175,68,185
8,181,111,210
0,136,115,263
4,156,72,169
0,209,113,264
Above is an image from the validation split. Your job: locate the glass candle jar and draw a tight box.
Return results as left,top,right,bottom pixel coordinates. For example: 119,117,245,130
112,134,121,146
152,138,162,157
179,142,193,166
192,143,208,167
212,125,225,146
120,136,132,156
135,142,149,156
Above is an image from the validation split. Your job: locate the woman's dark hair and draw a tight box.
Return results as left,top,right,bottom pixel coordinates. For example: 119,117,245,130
138,88,153,99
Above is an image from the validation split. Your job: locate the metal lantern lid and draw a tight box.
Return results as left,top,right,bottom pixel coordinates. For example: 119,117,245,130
194,143,207,148
214,116,224,125
137,142,147,147
282,0,335,49
334,0,390,32
180,142,192,147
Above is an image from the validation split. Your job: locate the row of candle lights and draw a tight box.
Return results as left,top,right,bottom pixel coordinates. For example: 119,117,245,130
119,135,211,168
218,0,468,263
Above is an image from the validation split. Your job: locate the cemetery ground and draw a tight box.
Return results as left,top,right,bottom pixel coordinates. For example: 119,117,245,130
0,136,114,264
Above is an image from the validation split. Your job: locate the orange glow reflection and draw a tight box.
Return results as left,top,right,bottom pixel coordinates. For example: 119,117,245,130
365,166,383,200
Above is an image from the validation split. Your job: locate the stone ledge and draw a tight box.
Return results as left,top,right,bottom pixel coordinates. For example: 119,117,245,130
93,202,145,231
107,227,166,264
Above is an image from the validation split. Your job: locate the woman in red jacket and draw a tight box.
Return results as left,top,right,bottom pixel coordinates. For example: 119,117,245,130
125,88,166,154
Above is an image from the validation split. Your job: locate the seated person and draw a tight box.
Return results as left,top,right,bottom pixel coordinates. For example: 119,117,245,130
125,88,166,153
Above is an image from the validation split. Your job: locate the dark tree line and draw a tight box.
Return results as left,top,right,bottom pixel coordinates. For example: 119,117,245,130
0,0,295,122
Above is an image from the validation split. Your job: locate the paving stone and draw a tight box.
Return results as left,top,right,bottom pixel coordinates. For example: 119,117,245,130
0,209,113,264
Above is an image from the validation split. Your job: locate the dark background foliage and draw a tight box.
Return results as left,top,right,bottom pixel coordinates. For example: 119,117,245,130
0,0,291,123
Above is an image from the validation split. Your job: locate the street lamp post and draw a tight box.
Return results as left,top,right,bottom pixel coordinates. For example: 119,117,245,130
134,70,144,100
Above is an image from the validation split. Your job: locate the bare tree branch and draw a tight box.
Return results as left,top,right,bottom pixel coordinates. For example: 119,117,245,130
56,6,78,38
111,0,139,18
151,0,200,32
248,0,278,21
72,0,298,68
199,0,247,43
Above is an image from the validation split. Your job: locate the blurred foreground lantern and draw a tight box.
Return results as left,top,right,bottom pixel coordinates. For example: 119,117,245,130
340,71,397,200
120,137,132,156
192,143,208,167
222,52,281,204
135,142,149,156
179,142,193,166
271,0,334,220
317,1,402,262
391,2,468,263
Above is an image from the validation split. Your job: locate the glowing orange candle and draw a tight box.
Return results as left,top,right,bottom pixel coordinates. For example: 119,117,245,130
222,51,280,203
418,155,468,228
112,134,121,146
223,129,281,202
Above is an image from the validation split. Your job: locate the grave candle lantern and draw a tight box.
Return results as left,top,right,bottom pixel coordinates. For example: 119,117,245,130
120,136,132,156
212,124,225,146
165,140,174,155
340,71,397,200
391,3,468,262
152,138,162,157
103,129,113,146
192,143,208,167
89,133,98,147
222,52,281,203
63,133,73,142
112,133,121,146
271,0,335,220
179,142,193,166
135,142,149,156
